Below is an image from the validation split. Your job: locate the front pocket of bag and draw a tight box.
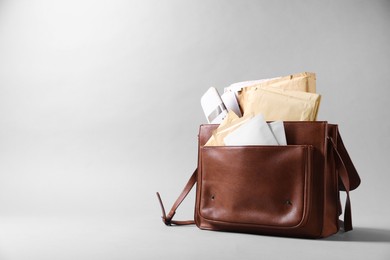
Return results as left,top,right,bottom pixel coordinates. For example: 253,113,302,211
199,145,313,228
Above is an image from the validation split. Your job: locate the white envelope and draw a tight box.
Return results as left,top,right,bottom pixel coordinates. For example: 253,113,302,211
221,91,242,117
268,121,287,145
223,114,278,146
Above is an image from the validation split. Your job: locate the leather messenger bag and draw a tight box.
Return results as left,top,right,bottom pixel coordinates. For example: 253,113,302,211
157,121,361,238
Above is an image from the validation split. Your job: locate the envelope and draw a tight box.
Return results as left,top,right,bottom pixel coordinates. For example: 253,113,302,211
204,111,253,146
237,72,316,114
223,76,282,96
223,114,278,146
268,120,287,145
221,91,242,117
251,72,316,93
241,87,321,121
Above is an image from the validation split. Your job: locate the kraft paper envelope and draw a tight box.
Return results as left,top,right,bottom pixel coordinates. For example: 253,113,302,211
218,110,239,129
251,72,316,93
205,111,254,146
237,72,316,114
224,71,315,97
224,114,278,146
224,76,281,96
237,72,316,93
242,87,321,121
268,121,287,145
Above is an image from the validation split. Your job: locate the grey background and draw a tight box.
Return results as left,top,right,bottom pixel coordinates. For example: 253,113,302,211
0,0,389,259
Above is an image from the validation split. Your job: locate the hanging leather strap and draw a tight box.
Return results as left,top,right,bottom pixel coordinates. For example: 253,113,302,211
335,130,361,191
156,169,197,226
328,136,353,231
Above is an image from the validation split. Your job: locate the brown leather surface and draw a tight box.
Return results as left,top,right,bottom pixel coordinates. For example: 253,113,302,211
157,121,360,238
199,145,312,227
194,121,358,238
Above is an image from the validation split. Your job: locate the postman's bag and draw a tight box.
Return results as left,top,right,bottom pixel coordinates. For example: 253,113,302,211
157,121,361,238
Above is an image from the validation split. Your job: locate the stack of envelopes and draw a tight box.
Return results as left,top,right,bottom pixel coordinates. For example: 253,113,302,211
227,72,320,121
205,72,321,146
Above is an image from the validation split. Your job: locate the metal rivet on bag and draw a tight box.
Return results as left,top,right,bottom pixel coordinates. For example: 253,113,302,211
285,200,292,206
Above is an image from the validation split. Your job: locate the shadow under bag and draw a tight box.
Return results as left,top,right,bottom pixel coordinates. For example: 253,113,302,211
157,121,361,238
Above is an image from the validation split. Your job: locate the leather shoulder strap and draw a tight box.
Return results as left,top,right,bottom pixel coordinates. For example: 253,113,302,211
336,129,361,191
156,169,197,226
328,136,353,231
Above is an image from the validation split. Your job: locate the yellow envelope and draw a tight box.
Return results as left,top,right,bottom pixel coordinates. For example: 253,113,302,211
205,111,254,146
238,72,316,114
242,87,321,121
242,72,315,92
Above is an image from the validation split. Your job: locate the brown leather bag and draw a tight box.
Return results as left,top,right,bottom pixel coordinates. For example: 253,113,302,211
157,122,361,238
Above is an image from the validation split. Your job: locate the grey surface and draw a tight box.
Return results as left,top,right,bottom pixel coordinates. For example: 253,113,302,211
0,0,389,259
